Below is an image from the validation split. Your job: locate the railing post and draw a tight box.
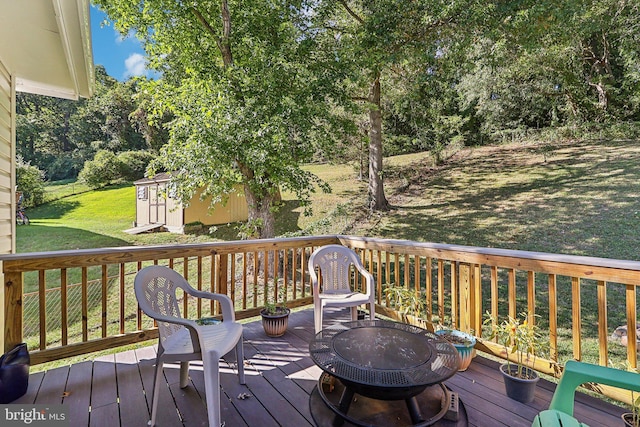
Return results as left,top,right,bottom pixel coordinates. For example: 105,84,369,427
471,264,482,335
4,271,22,353
459,263,470,333
218,253,229,296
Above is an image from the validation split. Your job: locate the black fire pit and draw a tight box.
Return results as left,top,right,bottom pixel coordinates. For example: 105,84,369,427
309,320,464,427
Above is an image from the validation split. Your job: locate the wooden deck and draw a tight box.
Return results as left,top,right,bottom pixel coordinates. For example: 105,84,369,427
15,308,627,427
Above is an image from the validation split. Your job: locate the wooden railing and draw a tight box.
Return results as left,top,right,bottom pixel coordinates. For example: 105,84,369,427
3,234,640,403
2,236,336,364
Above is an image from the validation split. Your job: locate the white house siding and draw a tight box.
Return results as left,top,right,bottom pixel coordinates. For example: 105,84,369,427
0,60,14,254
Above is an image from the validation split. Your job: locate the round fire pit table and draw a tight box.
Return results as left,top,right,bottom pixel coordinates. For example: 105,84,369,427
309,320,462,427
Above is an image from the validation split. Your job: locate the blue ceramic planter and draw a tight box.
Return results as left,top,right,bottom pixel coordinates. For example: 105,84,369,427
435,329,476,371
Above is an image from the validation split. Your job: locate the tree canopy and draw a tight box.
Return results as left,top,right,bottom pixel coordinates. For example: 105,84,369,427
95,0,353,238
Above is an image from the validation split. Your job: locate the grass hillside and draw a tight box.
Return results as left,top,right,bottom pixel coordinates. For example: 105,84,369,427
20,138,640,262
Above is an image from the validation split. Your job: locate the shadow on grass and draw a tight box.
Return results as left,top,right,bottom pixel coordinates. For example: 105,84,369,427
378,140,640,260
16,224,130,253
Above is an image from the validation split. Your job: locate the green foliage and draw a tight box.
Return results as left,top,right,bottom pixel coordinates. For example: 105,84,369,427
384,285,425,318
16,157,46,207
116,150,154,181
15,66,167,182
78,150,121,188
483,312,548,378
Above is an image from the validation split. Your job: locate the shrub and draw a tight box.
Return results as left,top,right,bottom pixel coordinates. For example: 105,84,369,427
117,150,154,181
78,150,120,188
16,157,46,207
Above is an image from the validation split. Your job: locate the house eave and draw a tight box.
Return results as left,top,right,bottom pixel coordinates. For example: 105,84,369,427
0,0,95,99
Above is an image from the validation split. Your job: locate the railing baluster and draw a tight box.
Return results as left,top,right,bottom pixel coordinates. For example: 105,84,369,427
376,250,382,304
197,256,203,318
81,267,88,342
490,266,498,335
242,252,248,310
38,270,46,350
137,261,143,330
404,254,410,290
527,271,535,321
508,268,516,319
61,268,67,346
626,284,637,368
437,259,444,323
597,280,608,366
471,264,481,334
459,263,470,332
230,253,236,312
572,277,582,360
119,263,125,334
101,265,107,338
253,251,259,305
548,274,558,362
451,261,458,328
425,257,432,322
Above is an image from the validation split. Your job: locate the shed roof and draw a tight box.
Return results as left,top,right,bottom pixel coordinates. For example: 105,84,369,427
0,0,94,99
134,173,172,185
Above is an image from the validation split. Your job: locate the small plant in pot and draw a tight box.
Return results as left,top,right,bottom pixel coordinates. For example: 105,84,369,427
260,282,290,337
622,391,640,427
435,328,477,371
484,311,547,403
621,364,640,427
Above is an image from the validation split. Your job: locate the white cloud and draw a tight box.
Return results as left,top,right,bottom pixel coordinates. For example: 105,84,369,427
124,53,147,78
114,28,137,44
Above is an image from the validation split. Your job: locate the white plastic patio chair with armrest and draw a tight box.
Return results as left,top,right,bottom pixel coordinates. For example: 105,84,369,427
308,244,375,334
134,265,245,427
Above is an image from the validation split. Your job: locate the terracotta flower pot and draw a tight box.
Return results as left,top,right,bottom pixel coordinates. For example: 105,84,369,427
260,308,290,337
435,329,476,371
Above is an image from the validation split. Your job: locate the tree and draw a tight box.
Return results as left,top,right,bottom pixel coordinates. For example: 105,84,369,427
95,0,349,238
315,0,492,211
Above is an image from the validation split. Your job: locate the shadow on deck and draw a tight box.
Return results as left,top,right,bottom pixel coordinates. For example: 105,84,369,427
13,308,626,427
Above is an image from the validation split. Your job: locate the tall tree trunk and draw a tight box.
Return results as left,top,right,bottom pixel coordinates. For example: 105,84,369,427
243,186,277,239
238,161,277,239
368,73,389,211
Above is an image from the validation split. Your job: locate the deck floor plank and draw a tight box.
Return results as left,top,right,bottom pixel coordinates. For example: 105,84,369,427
12,370,44,404
91,354,118,409
115,350,151,427
34,365,69,405
63,361,92,427
19,308,631,427
89,402,120,427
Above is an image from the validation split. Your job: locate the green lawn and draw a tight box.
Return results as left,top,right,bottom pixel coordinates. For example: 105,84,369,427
22,139,640,261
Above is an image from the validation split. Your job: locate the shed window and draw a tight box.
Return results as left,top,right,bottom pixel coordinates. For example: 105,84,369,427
137,186,148,200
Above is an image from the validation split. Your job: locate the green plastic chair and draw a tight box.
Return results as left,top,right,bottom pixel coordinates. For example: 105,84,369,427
532,360,640,427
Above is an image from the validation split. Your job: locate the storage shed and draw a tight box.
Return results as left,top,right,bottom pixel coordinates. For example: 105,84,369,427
131,173,248,234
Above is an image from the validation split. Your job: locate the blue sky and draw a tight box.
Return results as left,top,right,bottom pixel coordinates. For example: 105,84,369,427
90,6,151,81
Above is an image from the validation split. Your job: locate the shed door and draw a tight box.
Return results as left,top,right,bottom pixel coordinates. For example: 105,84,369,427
149,184,166,224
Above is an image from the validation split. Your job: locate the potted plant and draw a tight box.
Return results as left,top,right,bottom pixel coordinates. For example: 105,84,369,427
435,328,477,371
621,364,640,426
622,392,639,427
484,311,547,403
260,282,290,337
384,285,433,331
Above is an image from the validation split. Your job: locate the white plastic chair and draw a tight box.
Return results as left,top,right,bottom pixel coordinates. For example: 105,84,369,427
134,265,245,427
308,245,375,333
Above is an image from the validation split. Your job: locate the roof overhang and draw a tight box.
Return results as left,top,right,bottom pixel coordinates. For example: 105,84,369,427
0,0,94,100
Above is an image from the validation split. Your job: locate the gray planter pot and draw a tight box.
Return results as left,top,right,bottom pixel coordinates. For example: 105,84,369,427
500,363,539,403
